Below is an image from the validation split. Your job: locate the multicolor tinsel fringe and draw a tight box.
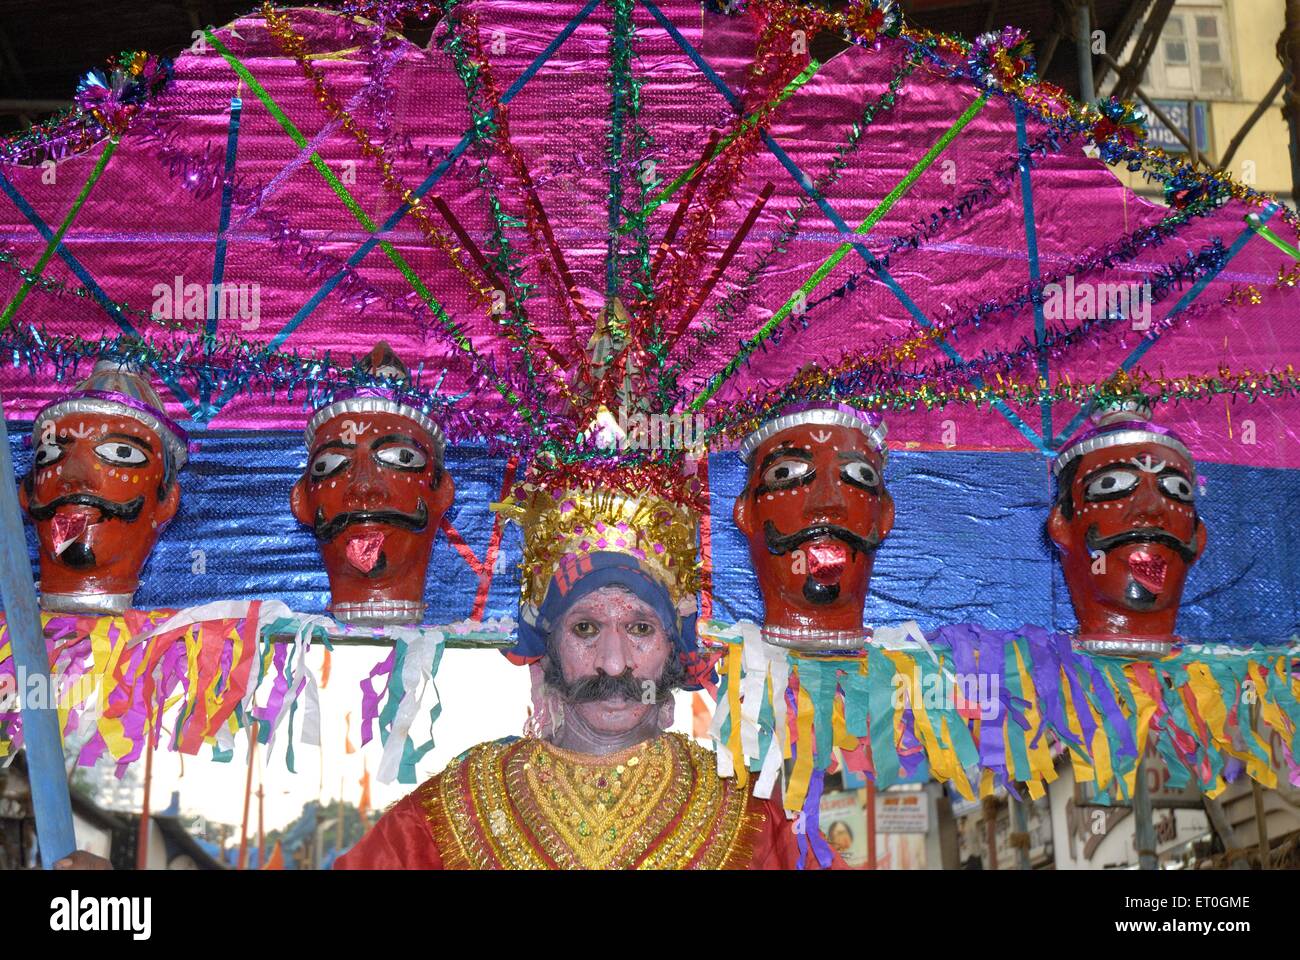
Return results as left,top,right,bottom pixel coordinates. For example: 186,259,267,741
0,606,513,782
0,602,329,773
1,52,172,165
706,621,1300,812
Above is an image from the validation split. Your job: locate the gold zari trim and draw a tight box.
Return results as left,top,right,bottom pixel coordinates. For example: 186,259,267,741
422,733,760,869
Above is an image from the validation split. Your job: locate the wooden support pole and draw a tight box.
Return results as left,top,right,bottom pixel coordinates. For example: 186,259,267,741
237,724,257,869
1133,756,1159,869
865,779,877,870
0,406,76,867
1075,2,1096,100
135,718,155,870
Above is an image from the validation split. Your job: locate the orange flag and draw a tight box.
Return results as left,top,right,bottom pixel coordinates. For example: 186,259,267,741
344,712,356,754
358,763,372,820
319,648,332,690
692,692,712,740
261,840,284,870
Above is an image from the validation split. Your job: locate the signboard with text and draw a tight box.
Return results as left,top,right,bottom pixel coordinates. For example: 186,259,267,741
1147,100,1210,154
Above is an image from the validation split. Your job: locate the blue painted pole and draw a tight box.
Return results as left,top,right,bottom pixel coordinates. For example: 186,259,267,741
0,406,76,866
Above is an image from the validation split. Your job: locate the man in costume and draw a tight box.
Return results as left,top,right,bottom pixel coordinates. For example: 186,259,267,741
19,359,190,614
733,402,893,650
336,469,844,869
290,342,453,625
1048,392,1206,656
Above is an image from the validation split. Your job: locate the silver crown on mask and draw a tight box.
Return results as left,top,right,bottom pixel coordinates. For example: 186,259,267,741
303,342,445,458
1053,394,1192,477
33,360,189,471
737,402,888,465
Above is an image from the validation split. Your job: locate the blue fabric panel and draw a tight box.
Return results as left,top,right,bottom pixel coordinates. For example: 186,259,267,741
5,427,1296,642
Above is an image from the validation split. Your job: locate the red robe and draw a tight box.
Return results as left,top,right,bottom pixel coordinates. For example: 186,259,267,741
336,733,845,870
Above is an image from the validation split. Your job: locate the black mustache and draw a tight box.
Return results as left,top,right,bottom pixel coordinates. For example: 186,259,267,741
313,500,429,543
27,493,145,523
1085,525,1198,563
764,520,880,556
554,669,649,704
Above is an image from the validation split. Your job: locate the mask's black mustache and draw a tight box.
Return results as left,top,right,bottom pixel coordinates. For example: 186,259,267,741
27,493,145,523
314,500,428,543
1085,524,1198,563
764,520,880,556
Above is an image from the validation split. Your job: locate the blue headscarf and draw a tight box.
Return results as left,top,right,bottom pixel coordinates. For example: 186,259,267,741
511,551,699,662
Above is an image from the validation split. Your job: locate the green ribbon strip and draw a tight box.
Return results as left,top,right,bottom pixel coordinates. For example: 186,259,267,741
691,92,991,410
0,137,119,333
1247,214,1300,261
637,58,823,225
204,30,531,422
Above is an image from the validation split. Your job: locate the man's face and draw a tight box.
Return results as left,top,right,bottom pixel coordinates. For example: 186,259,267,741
19,412,178,599
1049,441,1206,639
549,586,672,737
734,423,894,634
290,412,453,609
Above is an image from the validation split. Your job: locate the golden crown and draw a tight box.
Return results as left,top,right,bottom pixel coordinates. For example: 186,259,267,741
492,474,702,618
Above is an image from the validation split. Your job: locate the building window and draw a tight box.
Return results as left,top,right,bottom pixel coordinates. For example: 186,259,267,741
1139,4,1233,98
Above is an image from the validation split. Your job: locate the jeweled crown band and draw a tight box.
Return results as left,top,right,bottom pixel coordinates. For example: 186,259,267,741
737,404,888,465
493,483,701,614
305,393,446,458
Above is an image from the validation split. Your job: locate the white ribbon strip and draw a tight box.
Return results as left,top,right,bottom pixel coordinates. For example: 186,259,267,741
375,627,445,785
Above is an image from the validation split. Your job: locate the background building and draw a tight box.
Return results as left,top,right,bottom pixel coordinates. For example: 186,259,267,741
1115,0,1294,203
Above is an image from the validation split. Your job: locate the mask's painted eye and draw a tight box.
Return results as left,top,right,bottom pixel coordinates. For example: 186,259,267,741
763,458,811,487
310,451,350,479
374,445,427,470
1158,474,1195,503
34,443,63,467
841,460,881,490
94,441,148,466
1084,469,1139,500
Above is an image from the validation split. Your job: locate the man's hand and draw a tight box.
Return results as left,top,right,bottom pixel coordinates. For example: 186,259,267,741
53,851,112,870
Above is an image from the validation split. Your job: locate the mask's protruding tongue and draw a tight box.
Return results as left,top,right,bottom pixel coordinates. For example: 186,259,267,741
346,532,385,573
51,514,88,556
1128,550,1168,595
807,541,848,584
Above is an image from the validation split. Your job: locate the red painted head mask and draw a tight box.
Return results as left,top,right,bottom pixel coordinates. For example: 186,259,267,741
290,344,453,624
19,361,189,614
733,405,893,649
1048,397,1206,655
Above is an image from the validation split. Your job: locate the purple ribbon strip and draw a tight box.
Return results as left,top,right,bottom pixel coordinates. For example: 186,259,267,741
1059,417,1185,451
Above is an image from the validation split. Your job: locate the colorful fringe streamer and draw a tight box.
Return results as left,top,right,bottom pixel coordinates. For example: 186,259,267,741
705,620,1300,812
5,604,1295,807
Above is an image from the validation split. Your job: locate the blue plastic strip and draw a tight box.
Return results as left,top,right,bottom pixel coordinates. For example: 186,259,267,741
1015,102,1052,444
0,416,76,866
200,95,245,415
1053,205,1276,447
206,0,602,416
208,96,243,345
644,0,1046,452
0,169,202,419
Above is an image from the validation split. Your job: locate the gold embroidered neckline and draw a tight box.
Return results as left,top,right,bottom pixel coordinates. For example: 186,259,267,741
425,733,762,869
